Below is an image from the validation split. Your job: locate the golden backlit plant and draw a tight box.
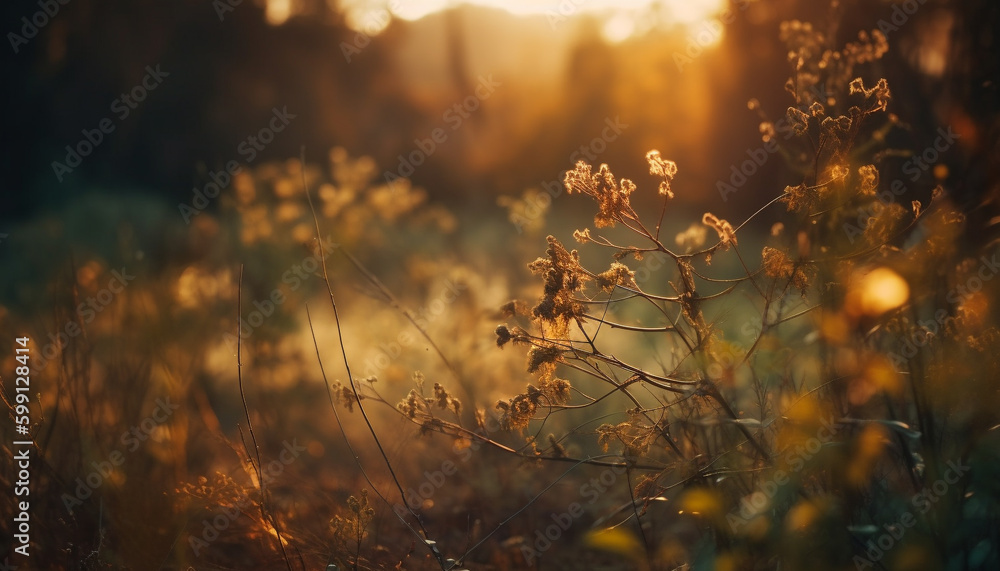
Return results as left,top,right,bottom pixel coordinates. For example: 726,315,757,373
327,10,998,570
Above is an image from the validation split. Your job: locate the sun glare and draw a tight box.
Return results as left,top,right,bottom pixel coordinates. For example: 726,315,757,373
266,0,293,25
320,0,727,39
602,12,636,44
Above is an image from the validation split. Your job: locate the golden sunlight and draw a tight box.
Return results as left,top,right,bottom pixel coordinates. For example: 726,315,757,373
846,267,911,318
323,0,727,39
265,0,293,25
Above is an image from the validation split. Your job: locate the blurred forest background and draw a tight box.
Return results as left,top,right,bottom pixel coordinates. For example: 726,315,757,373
2,0,1000,569
2,0,996,225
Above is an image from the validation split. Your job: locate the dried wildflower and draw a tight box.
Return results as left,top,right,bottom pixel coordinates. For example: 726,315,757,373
564,161,635,227
528,236,587,329
864,201,908,245
821,114,853,134
573,228,592,243
790,265,815,295
844,29,890,66
762,247,795,280
396,388,421,418
177,471,243,505
430,382,461,415
633,474,659,500
782,183,817,214
433,382,449,408
496,380,571,429
612,247,643,262
702,213,737,249
542,377,572,402
495,324,513,347
347,489,375,519
332,488,376,548
858,164,879,196
809,101,825,117
787,106,810,135
826,164,850,185
871,79,891,112
596,421,652,457
527,344,562,374
595,262,636,292
646,150,678,198
849,77,891,112
333,380,360,412
496,394,535,431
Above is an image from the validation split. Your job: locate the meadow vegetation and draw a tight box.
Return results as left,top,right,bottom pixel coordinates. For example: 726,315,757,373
1,5,998,571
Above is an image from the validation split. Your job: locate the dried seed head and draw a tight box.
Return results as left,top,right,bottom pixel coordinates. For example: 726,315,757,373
702,213,738,248
495,324,513,347
646,150,678,198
